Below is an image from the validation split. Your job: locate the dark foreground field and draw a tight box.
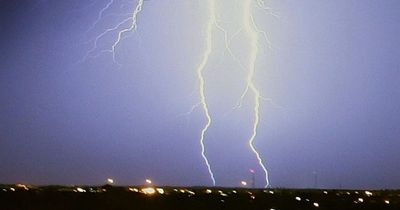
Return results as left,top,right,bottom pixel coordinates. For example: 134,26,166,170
1,184,399,210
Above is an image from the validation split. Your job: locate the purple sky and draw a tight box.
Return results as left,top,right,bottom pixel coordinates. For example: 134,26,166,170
0,0,399,189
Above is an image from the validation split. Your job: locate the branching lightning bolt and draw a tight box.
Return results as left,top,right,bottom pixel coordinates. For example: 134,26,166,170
85,0,115,34
82,0,144,63
110,0,144,63
194,0,273,187
243,0,270,188
233,0,275,111
196,0,217,186
83,0,276,188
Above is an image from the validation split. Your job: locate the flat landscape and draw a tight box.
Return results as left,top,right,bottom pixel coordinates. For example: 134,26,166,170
1,185,399,210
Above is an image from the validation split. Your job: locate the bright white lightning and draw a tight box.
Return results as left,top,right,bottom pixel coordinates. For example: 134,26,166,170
215,22,244,68
83,0,274,188
85,0,115,34
82,0,144,63
243,0,270,188
192,0,274,187
233,3,274,111
82,17,132,62
196,0,217,186
110,0,144,63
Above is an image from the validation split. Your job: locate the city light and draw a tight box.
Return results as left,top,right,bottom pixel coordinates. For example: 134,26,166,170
156,188,165,194
128,187,139,192
76,188,86,193
16,184,29,190
365,191,373,196
107,178,114,184
187,190,196,195
141,187,156,195
0,184,396,209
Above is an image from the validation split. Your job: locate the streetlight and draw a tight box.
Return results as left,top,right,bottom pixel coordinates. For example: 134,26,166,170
107,178,114,185
241,181,247,187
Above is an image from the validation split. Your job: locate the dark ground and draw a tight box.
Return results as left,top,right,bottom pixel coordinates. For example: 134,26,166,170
0,184,399,210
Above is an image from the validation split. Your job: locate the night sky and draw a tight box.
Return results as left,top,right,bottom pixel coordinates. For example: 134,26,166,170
0,0,399,189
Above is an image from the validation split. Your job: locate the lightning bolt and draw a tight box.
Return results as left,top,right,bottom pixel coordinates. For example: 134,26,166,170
233,0,275,111
85,0,115,34
110,0,144,63
196,0,217,186
194,0,273,187
82,0,144,64
243,0,270,188
82,0,275,188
